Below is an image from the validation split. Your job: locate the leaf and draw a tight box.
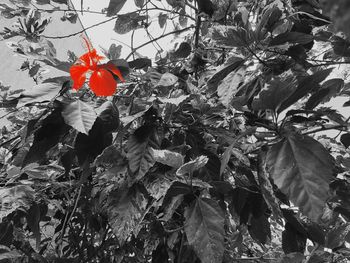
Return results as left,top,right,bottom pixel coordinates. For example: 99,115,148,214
179,8,187,27
150,148,184,168
173,42,191,58
269,32,314,46
134,0,144,8
27,202,41,249
114,12,147,34
102,43,122,60
211,26,249,47
184,198,225,263
158,95,190,106
106,186,148,244
326,223,350,249
332,36,350,57
158,13,167,28
207,57,244,93
127,125,159,181
128,58,152,69
267,133,334,221
279,253,304,263
23,109,69,167
106,0,127,16
156,73,178,87
305,78,344,110
176,155,209,176
217,66,246,107
17,82,60,108
341,133,350,148
282,223,307,254
248,214,271,244
303,221,325,245
278,68,333,113
61,100,97,135
252,74,297,111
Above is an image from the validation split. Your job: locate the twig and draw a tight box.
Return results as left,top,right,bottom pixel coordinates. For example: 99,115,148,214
125,25,194,60
302,125,348,135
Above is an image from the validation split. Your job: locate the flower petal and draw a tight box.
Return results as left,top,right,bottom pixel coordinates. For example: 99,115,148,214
70,64,88,90
89,69,117,96
78,49,104,67
102,63,125,82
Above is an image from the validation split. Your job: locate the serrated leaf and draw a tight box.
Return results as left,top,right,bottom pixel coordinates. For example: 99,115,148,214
340,133,350,148
158,13,167,28
217,67,246,107
176,155,208,176
150,148,184,168
106,187,147,244
106,0,127,16
17,82,60,107
267,133,333,221
61,100,97,135
127,125,159,181
184,198,225,263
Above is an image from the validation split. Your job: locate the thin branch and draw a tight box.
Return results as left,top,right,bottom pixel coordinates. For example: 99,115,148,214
42,16,118,39
302,125,348,135
125,25,194,60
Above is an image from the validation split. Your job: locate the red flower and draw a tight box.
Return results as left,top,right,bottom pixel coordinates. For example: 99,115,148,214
70,36,124,96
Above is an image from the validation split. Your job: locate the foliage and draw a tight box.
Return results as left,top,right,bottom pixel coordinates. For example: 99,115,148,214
0,0,350,262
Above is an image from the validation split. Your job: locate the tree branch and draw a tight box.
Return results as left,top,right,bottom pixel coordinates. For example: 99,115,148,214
125,25,194,60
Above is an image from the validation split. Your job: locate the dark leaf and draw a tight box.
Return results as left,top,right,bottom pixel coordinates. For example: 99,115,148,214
326,223,350,249
134,0,144,8
303,221,325,246
279,68,333,113
248,214,271,244
106,0,127,16
340,133,350,148
332,36,350,57
0,221,13,247
114,12,147,34
23,109,70,166
173,42,191,58
27,202,41,249
126,125,160,181
270,32,314,46
108,59,130,78
163,181,192,206
184,198,225,263
282,223,307,254
279,253,305,263
128,58,152,69
267,133,334,221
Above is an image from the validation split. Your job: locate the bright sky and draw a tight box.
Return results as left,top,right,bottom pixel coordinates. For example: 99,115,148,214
70,0,193,60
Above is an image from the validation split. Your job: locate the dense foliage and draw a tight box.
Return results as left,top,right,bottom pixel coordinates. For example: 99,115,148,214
1,0,350,262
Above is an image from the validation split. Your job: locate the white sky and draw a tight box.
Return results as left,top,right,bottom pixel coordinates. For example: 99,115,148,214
70,0,194,60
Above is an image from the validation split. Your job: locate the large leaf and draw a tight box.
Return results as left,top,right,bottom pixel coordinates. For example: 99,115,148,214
61,100,97,135
184,198,225,263
217,66,246,107
252,74,297,111
282,223,307,254
325,223,350,249
267,133,334,221
127,125,159,181
278,68,333,113
17,83,60,108
106,186,147,244
106,0,126,16
207,57,244,92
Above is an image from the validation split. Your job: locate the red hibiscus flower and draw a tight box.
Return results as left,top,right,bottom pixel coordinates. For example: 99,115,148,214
70,36,124,96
